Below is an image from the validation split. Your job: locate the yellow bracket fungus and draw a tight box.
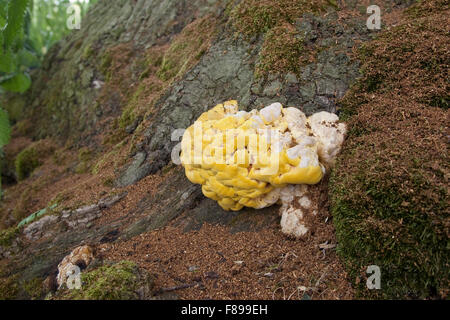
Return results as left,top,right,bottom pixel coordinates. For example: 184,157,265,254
180,100,346,236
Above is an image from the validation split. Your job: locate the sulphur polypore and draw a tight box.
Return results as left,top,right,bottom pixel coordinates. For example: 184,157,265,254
180,100,346,237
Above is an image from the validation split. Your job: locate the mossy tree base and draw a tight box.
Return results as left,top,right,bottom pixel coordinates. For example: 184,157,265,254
330,0,449,299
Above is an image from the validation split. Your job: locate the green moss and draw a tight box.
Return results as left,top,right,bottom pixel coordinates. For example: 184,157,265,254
329,1,449,299
15,147,40,181
91,147,122,175
91,158,105,175
74,162,90,174
0,275,19,300
1,94,26,123
23,278,46,300
14,119,33,136
326,0,338,8
230,0,328,38
0,226,19,247
14,140,55,180
330,166,448,298
405,0,446,18
156,56,176,81
59,261,152,300
352,14,447,107
102,177,114,187
156,15,217,83
231,1,283,36
48,191,70,209
102,84,146,146
119,104,137,130
230,0,330,77
101,52,113,71
257,23,304,76
75,147,93,174
100,52,113,79
52,149,67,166
102,15,218,150
82,44,94,60
78,147,92,163
0,276,47,300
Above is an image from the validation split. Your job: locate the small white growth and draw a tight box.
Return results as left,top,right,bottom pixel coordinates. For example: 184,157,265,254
297,136,316,148
224,101,239,114
57,245,94,288
260,103,282,123
283,107,309,143
272,132,293,153
92,80,104,89
276,107,346,238
298,196,311,208
287,145,302,159
279,185,296,205
250,115,265,128
280,206,309,238
233,110,249,119
308,111,347,167
255,188,281,209
279,185,313,238
255,104,346,238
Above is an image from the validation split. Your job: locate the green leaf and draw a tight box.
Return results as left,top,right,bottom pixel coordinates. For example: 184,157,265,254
0,31,4,54
0,72,30,92
0,13,6,30
0,1,8,27
0,72,14,83
3,0,30,49
0,49,16,73
0,108,11,148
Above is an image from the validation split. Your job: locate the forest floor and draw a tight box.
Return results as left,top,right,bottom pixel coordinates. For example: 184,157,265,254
2,0,444,300
1,140,354,299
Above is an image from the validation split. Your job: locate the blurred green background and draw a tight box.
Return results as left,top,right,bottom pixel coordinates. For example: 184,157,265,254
0,0,97,94
30,0,96,58
0,0,97,189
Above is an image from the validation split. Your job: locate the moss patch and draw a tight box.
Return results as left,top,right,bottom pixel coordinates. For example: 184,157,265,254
0,274,20,300
1,137,32,185
257,22,304,76
23,277,46,300
354,14,449,109
0,226,19,247
100,15,218,155
10,187,33,222
14,140,55,181
405,0,447,18
0,94,26,123
230,0,329,37
75,147,93,174
156,15,217,82
56,261,153,300
13,119,33,137
330,0,449,299
230,0,332,76
15,148,40,181
0,276,46,300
